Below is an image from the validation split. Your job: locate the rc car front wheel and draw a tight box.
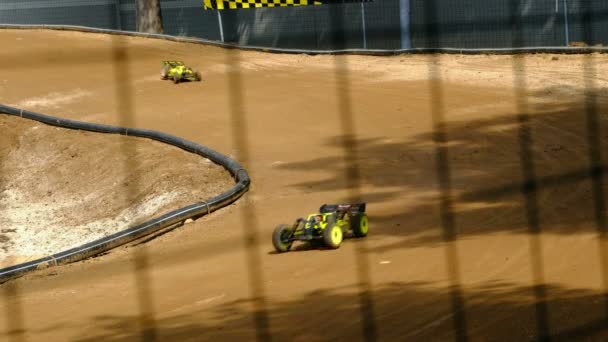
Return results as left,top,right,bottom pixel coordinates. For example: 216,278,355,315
272,224,294,253
173,73,181,84
351,214,369,238
161,66,169,80
323,223,343,249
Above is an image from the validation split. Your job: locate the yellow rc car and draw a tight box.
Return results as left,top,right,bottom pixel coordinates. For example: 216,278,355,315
272,203,368,253
160,61,201,84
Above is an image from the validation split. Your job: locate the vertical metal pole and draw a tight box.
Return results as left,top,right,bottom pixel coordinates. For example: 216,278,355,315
580,4,608,326
422,1,468,340
509,2,550,339
563,0,570,46
217,10,225,43
326,6,378,340
361,2,367,49
400,0,412,49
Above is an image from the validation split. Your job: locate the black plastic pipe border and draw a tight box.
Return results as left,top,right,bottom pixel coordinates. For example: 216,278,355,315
0,104,250,281
1,24,608,55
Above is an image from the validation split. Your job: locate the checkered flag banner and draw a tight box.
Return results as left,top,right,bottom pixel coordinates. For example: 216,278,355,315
204,0,373,10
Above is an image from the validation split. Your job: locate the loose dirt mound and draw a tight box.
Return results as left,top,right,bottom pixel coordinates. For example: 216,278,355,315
0,115,233,267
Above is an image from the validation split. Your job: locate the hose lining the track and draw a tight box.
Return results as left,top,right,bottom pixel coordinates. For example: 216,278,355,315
0,104,250,281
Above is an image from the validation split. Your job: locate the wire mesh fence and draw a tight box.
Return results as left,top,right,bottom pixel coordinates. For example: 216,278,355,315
2,0,608,341
2,0,608,50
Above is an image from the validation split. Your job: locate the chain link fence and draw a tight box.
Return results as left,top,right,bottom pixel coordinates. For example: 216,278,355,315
1,0,608,50
2,1,608,341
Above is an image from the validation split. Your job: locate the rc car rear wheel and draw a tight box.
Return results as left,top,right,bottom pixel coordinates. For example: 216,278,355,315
173,73,181,84
323,223,343,249
272,224,293,253
194,71,202,81
351,214,369,237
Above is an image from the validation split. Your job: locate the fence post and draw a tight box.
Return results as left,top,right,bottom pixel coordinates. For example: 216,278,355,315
400,0,411,49
217,10,225,43
361,2,367,49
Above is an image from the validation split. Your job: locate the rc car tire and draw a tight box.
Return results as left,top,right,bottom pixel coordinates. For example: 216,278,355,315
351,214,369,238
173,73,180,84
272,224,293,253
194,71,202,82
161,66,169,80
323,223,343,249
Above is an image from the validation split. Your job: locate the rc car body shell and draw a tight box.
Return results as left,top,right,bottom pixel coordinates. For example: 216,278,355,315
160,61,201,83
272,203,368,252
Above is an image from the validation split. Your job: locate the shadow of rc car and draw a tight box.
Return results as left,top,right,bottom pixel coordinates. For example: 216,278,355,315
272,203,368,253
160,61,201,84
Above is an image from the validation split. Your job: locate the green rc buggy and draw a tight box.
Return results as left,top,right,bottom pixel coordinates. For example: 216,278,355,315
160,61,201,84
272,203,368,253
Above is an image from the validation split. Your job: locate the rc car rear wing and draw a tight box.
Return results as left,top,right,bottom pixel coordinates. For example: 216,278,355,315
161,61,185,67
319,203,366,215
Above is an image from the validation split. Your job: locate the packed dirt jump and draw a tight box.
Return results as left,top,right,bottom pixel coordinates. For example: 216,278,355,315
1,29,608,341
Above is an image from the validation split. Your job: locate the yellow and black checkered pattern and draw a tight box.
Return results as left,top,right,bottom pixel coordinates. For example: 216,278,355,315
204,0,320,10
204,0,371,10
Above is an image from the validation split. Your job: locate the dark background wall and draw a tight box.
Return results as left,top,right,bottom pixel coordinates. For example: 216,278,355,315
1,0,607,50
410,0,608,48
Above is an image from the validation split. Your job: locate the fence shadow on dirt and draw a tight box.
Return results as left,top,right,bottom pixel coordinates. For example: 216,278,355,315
64,280,608,341
277,96,608,245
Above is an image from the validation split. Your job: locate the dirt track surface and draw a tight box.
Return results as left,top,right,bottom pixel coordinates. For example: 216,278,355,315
1,29,608,341
0,115,233,267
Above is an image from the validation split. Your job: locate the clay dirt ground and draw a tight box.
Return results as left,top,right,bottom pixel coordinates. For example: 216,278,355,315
1,29,608,341
0,115,234,267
